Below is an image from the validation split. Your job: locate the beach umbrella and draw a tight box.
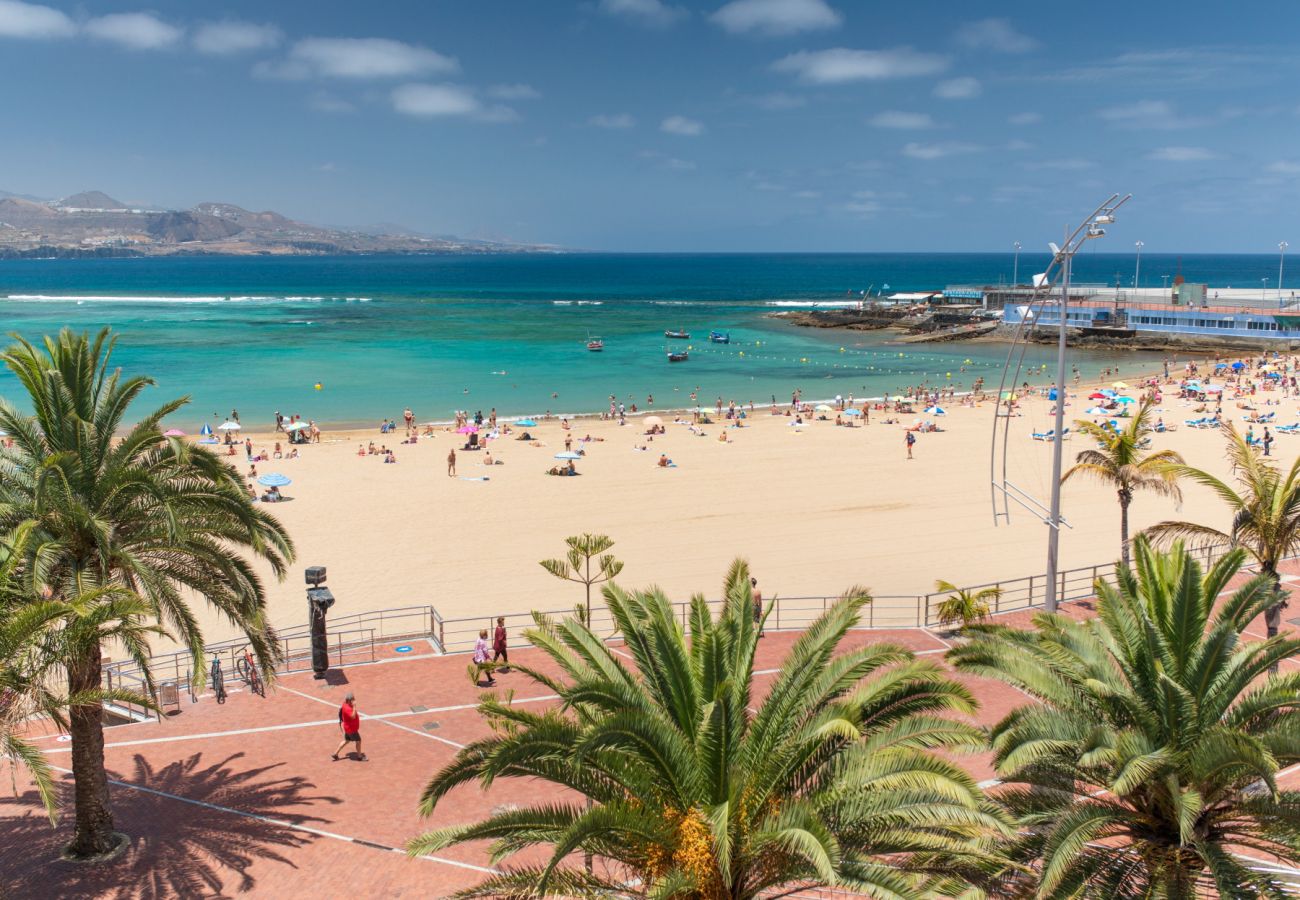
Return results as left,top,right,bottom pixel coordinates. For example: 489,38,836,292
516,419,537,427
199,423,213,436
163,429,185,437
456,425,478,434
1116,396,1136,404
1112,381,1129,388
1231,362,1245,370
1205,386,1223,393
643,415,663,427
554,451,582,460
842,408,861,416
924,406,946,415
1088,392,1107,399
284,422,311,432
218,421,242,431
257,473,292,487
1215,362,1229,369
815,404,833,412
1086,406,1108,415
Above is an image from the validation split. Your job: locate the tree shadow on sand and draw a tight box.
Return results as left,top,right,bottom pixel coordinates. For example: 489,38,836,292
0,751,342,899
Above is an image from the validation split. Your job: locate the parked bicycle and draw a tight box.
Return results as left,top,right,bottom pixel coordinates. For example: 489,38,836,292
210,654,226,704
236,646,264,698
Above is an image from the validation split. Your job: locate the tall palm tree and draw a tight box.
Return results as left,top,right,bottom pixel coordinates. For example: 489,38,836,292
1145,422,1300,650
950,537,1300,898
932,579,1001,630
410,560,1008,898
0,328,295,859
1062,395,1183,567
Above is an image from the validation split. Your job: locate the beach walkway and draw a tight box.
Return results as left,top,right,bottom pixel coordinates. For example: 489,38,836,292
3,568,1300,899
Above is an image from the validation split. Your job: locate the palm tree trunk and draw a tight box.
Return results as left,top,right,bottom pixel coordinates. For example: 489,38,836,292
1119,490,1131,568
66,643,117,858
1266,568,1287,676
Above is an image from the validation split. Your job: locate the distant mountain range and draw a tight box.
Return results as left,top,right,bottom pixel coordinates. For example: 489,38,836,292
0,190,557,258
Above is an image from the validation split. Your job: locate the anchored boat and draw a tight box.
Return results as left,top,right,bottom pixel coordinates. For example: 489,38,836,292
664,329,690,339
667,350,689,362
708,331,729,344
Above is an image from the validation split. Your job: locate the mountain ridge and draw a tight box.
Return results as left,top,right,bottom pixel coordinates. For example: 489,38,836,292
0,189,557,257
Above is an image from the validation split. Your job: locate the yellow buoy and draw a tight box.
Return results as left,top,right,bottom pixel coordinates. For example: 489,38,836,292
314,382,323,390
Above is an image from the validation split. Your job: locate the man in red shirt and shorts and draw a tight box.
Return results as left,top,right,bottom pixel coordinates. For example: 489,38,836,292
332,692,366,761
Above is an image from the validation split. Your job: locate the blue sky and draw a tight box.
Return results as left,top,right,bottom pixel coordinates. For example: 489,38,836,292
1,0,1297,251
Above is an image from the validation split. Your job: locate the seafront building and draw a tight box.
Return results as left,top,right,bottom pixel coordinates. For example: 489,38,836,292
958,283,1300,345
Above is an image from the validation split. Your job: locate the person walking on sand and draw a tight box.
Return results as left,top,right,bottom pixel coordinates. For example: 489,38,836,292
492,617,509,673
331,692,365,761
905,431,915,459
447,448,456,477
473,629,496,685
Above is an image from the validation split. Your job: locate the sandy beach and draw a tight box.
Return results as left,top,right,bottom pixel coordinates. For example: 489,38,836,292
165,362,1296,648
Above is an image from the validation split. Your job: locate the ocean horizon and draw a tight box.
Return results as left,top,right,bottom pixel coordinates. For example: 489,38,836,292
0,252,1272,428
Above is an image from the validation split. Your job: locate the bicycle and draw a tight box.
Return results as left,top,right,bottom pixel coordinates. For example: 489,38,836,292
210,654,226,704
236,646,265,698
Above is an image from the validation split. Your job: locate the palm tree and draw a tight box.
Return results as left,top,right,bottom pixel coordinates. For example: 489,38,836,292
1145,421,1300,653
0,328,295,859
1062,395,1183,567
950,537,1300,898
410,560,1008,898
932,579,1001,630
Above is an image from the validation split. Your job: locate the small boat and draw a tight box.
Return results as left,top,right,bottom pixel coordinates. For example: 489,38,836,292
586,337,604,352
667,350,689,363
708,331,729,344
664,329,690,339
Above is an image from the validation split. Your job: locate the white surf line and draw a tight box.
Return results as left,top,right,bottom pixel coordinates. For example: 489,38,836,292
276,685,467,750
45,762,497,876
40,694,561,754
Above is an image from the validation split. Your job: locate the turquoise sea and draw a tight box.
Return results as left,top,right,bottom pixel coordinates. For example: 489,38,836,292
0,253,1276,428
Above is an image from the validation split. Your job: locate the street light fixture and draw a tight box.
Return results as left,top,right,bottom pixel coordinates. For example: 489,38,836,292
1134,240,1143,289
1013,241,1022,286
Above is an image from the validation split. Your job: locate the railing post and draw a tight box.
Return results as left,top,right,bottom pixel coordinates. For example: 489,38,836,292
1060,568,1066,602
916,595,922,626
1028,575,1035,606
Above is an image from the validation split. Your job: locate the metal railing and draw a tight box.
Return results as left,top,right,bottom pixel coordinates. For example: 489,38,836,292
101,545,1233,710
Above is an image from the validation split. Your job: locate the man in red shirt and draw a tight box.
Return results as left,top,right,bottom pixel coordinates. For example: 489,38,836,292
332,692,366,761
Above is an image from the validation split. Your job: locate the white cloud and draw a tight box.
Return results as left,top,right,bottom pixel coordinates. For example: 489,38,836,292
711,0,841,36
869,110,935,129
287,37,458,79
934,76,980,99
661,115,704,136
793,189,821,199
772,47,948,84
1147,146,1217,162
902,141,979,160
1025,157,1095,171
1097,99,1173,122
391,83,517,122
1005,139,1034,151
0,0,75,39
85,12,181,50
1009,111,1042,125
954,18,1038,53
193,20,280,55
487,83,540,100
1267,161,1300,175
598,0,687,27
392,83,479,117
589,113,636,128
665,157,696,171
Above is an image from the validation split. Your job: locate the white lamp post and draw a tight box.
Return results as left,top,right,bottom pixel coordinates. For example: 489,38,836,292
1013,241,1021,286
1134,240,1143,289
1280,241,1289,304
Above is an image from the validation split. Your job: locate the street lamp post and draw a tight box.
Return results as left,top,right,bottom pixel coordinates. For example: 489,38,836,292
1263,277,1270,299
1042,195,1131,613
1013,241,1021,286
1134,240,1143,289
1280,241,1289,304
1162,274,1170,292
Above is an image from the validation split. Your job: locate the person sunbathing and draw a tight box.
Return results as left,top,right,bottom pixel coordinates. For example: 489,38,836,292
658,454,672,467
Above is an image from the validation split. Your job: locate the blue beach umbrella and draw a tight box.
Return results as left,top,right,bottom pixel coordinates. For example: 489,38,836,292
199,423,213,436
924,406,946,415
1231,361,1245,370
1215,362,1229,369
842,408,861,416
257,473,292,487
554,451,582,460
1115,396,1136,404
516,419,538,427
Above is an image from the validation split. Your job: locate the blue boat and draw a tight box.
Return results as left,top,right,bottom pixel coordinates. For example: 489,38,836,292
708,331,729,344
